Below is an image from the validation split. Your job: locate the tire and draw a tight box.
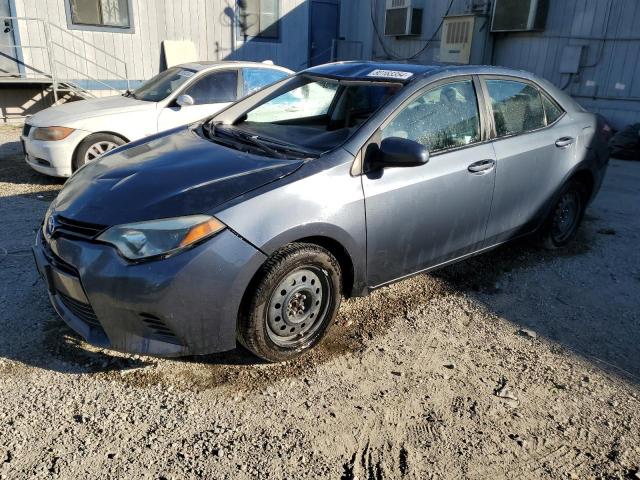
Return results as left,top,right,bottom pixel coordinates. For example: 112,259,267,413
238,243,342,362
538,179,587,249
73,133,126,171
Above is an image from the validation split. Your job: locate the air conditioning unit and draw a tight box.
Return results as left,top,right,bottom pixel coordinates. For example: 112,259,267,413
384,0,423,36
491,0,549,32
440,15,475,64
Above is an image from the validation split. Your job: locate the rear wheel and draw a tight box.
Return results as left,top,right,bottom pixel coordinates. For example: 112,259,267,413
238,243,342,362
73,133,125,171
538,180,587,249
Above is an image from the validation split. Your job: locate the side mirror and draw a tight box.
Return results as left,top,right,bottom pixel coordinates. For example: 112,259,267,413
176,94,195,107
377,137,429,168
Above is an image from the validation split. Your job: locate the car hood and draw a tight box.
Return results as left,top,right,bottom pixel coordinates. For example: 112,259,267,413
52,127,304,226
27,95,153,127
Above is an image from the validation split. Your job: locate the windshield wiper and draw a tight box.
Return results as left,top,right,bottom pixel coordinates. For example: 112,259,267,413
253,137,319,158
123,89,137,99
202,124,281,157
215,126,286,159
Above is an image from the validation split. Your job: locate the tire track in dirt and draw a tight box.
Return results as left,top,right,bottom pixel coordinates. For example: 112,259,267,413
342,333,441,479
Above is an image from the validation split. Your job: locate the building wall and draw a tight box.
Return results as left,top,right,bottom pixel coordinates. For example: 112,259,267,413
365,0,470,63
491,0,640,129
344,0,640,129
12,0,311,84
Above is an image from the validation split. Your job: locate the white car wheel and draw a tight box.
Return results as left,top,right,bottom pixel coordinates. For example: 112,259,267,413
74,133,126,171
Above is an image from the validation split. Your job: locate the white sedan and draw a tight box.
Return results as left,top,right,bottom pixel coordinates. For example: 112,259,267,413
22,61,292,177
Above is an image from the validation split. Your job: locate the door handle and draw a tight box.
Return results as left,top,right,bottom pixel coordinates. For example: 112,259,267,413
468,159,495,174
555,137,574,148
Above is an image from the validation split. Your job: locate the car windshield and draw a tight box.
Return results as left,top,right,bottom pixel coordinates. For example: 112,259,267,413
131,67,197,102
223,75,403,153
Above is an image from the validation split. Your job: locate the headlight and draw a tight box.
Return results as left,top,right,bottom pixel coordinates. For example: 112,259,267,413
42,203,54,238
97,215,226,260
33,126,75,141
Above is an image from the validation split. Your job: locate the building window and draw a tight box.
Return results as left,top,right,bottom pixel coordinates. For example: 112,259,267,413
237,0,280,41
67,0,133,32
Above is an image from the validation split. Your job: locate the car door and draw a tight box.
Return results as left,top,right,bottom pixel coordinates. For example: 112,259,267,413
156,69,239,132
241,67,289,96
480,76,577,244
362,76,497,287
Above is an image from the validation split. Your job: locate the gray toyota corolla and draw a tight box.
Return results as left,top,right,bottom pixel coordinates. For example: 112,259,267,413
33,62,610,362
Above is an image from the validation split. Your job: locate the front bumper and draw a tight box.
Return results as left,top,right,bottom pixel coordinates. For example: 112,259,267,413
32,228,266,356
22,128,90,178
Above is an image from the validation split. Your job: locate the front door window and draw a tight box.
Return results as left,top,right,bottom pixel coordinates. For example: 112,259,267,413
382,79,481,153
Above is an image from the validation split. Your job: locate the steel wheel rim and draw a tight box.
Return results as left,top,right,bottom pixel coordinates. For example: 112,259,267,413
85,141,119,163
552,190,580,243
266,266,331,347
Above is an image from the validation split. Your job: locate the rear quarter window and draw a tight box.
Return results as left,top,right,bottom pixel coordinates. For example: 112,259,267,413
243,68,289,95
541,93,564,124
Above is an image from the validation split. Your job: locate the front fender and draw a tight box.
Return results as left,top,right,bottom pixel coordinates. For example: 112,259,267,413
216,159,368,295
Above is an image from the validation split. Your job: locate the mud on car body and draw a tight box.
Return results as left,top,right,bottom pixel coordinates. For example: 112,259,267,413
33,62,610,362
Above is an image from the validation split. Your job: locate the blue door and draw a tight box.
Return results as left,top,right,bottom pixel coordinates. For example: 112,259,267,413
309,0,340,67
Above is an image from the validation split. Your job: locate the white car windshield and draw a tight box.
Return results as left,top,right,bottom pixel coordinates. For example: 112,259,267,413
230,75,403,153
131,67,196,102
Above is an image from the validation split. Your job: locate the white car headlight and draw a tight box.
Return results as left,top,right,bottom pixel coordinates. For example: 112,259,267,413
33,126,75,141
97,215,226,260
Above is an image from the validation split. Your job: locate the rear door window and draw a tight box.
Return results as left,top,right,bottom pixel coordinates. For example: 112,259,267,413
485,79,546,137
242,68,289,95
184,70,238,105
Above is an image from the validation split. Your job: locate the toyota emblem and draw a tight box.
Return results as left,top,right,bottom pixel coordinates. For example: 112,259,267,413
45,214,56,239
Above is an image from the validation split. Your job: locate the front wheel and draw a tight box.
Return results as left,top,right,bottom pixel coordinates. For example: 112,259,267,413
73,133,126,171
238,243,342,362
538,180,587,249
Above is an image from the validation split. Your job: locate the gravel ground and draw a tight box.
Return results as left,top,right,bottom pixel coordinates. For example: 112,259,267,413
1,124,639,479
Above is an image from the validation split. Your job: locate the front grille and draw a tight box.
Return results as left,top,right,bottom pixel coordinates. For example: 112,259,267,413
58,292,102,329
22,123,32,137
55,215,107,240
140,313,182,345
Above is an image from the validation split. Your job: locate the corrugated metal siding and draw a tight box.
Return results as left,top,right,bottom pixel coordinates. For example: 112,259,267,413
367,0,469,63
491,0,640,128
339,0,373,61
12,0,310,82
350,0,640,128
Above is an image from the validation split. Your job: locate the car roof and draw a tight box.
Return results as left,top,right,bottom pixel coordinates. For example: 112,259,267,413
176,61,292,73
302,61,540,84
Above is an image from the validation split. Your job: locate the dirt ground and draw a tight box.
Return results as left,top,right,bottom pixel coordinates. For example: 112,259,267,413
0,124,639,479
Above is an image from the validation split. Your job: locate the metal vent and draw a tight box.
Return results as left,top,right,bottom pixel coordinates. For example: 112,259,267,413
446,21,470,44
440,15,476,64
391,0,405,7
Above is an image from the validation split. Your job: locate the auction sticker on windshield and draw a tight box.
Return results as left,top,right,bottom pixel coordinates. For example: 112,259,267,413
367,69,413,80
